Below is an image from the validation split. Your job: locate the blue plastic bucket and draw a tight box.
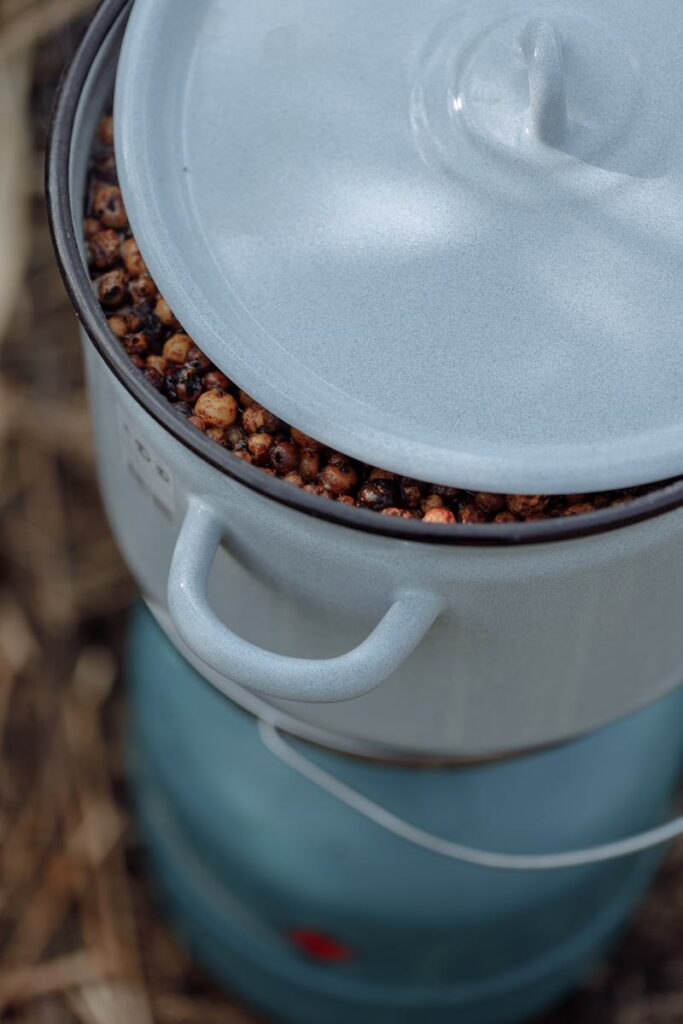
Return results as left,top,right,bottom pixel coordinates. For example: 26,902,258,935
126,605,683,1024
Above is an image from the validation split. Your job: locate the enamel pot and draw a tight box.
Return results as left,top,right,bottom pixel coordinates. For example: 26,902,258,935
47,0,683,759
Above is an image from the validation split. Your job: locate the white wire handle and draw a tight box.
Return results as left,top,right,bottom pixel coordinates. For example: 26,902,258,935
258,721,683,872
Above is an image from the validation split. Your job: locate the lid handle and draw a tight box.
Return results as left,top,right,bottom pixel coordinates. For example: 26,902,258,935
519,18,567,148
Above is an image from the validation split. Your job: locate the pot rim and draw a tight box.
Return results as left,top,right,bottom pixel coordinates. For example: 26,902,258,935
45,0,683,549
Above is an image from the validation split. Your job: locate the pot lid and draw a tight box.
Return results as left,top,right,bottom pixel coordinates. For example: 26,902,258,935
114,0,683,493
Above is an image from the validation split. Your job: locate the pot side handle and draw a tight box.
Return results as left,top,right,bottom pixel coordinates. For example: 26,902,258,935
166,498,443,703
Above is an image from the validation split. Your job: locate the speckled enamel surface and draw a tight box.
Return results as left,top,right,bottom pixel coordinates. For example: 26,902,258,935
62,3,683,758
114,0,683,493
83,337,683,756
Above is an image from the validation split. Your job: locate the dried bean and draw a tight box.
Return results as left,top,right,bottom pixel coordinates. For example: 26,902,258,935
270,441,301,475
242,404,279,434
423,507,457,524
163,334,192,365
96,269,128,308
122,238,148,277
357,479,397,510
93,185,127,229
194,388,238,427
247,433,273,465
87,229,121,270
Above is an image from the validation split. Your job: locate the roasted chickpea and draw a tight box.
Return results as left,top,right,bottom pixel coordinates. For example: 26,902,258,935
174,367,204,404
154,296,180,329
423,507,456,525
320,460,358,495
145,367,164,389
146,355,168,374
421,494,444,513
194,388,238,428
87,229,121,270
93,185,127,229
357,478,397,510
205,426,229,446
122,238,148,277
299,449,321,481
270,441,301,475
163,334,192,365
242,404,280,435
458,504,487,524
204,370,231,391
97,115,114,146
226,425,248,450
382,507,416,519
247,433,273,465
124,332,148,357
562,503,597,517
290,427,323,451
95,268,128,308
494,511,517,524
506,494,550,517
474,492,506,515
186,345,211,372
129,274,158,304
283,472,304,487
400,478,423,509
107,314,128,339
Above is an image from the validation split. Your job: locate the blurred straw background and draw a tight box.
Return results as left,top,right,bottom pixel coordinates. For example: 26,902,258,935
0,4,681,1023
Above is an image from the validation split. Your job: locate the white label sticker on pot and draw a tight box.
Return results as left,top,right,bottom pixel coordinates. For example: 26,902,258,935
118,409,175,521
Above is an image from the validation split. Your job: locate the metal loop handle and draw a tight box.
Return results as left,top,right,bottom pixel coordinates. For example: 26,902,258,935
259,721,683,872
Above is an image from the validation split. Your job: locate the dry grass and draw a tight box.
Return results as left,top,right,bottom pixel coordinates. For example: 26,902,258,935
0,8,681,1024
0,0,95,57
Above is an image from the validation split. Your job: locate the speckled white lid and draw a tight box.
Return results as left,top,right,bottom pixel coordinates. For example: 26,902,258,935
114,0,683,493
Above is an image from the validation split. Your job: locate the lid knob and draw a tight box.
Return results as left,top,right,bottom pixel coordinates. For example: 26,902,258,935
518,19,567,148
446,8,643,168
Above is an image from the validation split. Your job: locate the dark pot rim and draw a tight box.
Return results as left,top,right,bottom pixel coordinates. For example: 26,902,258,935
45,0,683,549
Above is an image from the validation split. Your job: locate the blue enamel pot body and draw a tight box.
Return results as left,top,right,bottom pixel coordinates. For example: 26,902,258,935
47,0,683,760
126,605,683,1024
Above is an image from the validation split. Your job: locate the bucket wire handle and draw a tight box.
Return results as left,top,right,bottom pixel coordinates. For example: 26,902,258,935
259,721,683,872
167,497,443,703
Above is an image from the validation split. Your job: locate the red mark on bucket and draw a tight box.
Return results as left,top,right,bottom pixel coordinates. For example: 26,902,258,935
288,928,353,962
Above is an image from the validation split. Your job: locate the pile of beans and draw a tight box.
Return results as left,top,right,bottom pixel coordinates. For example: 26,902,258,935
85,116,669,524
